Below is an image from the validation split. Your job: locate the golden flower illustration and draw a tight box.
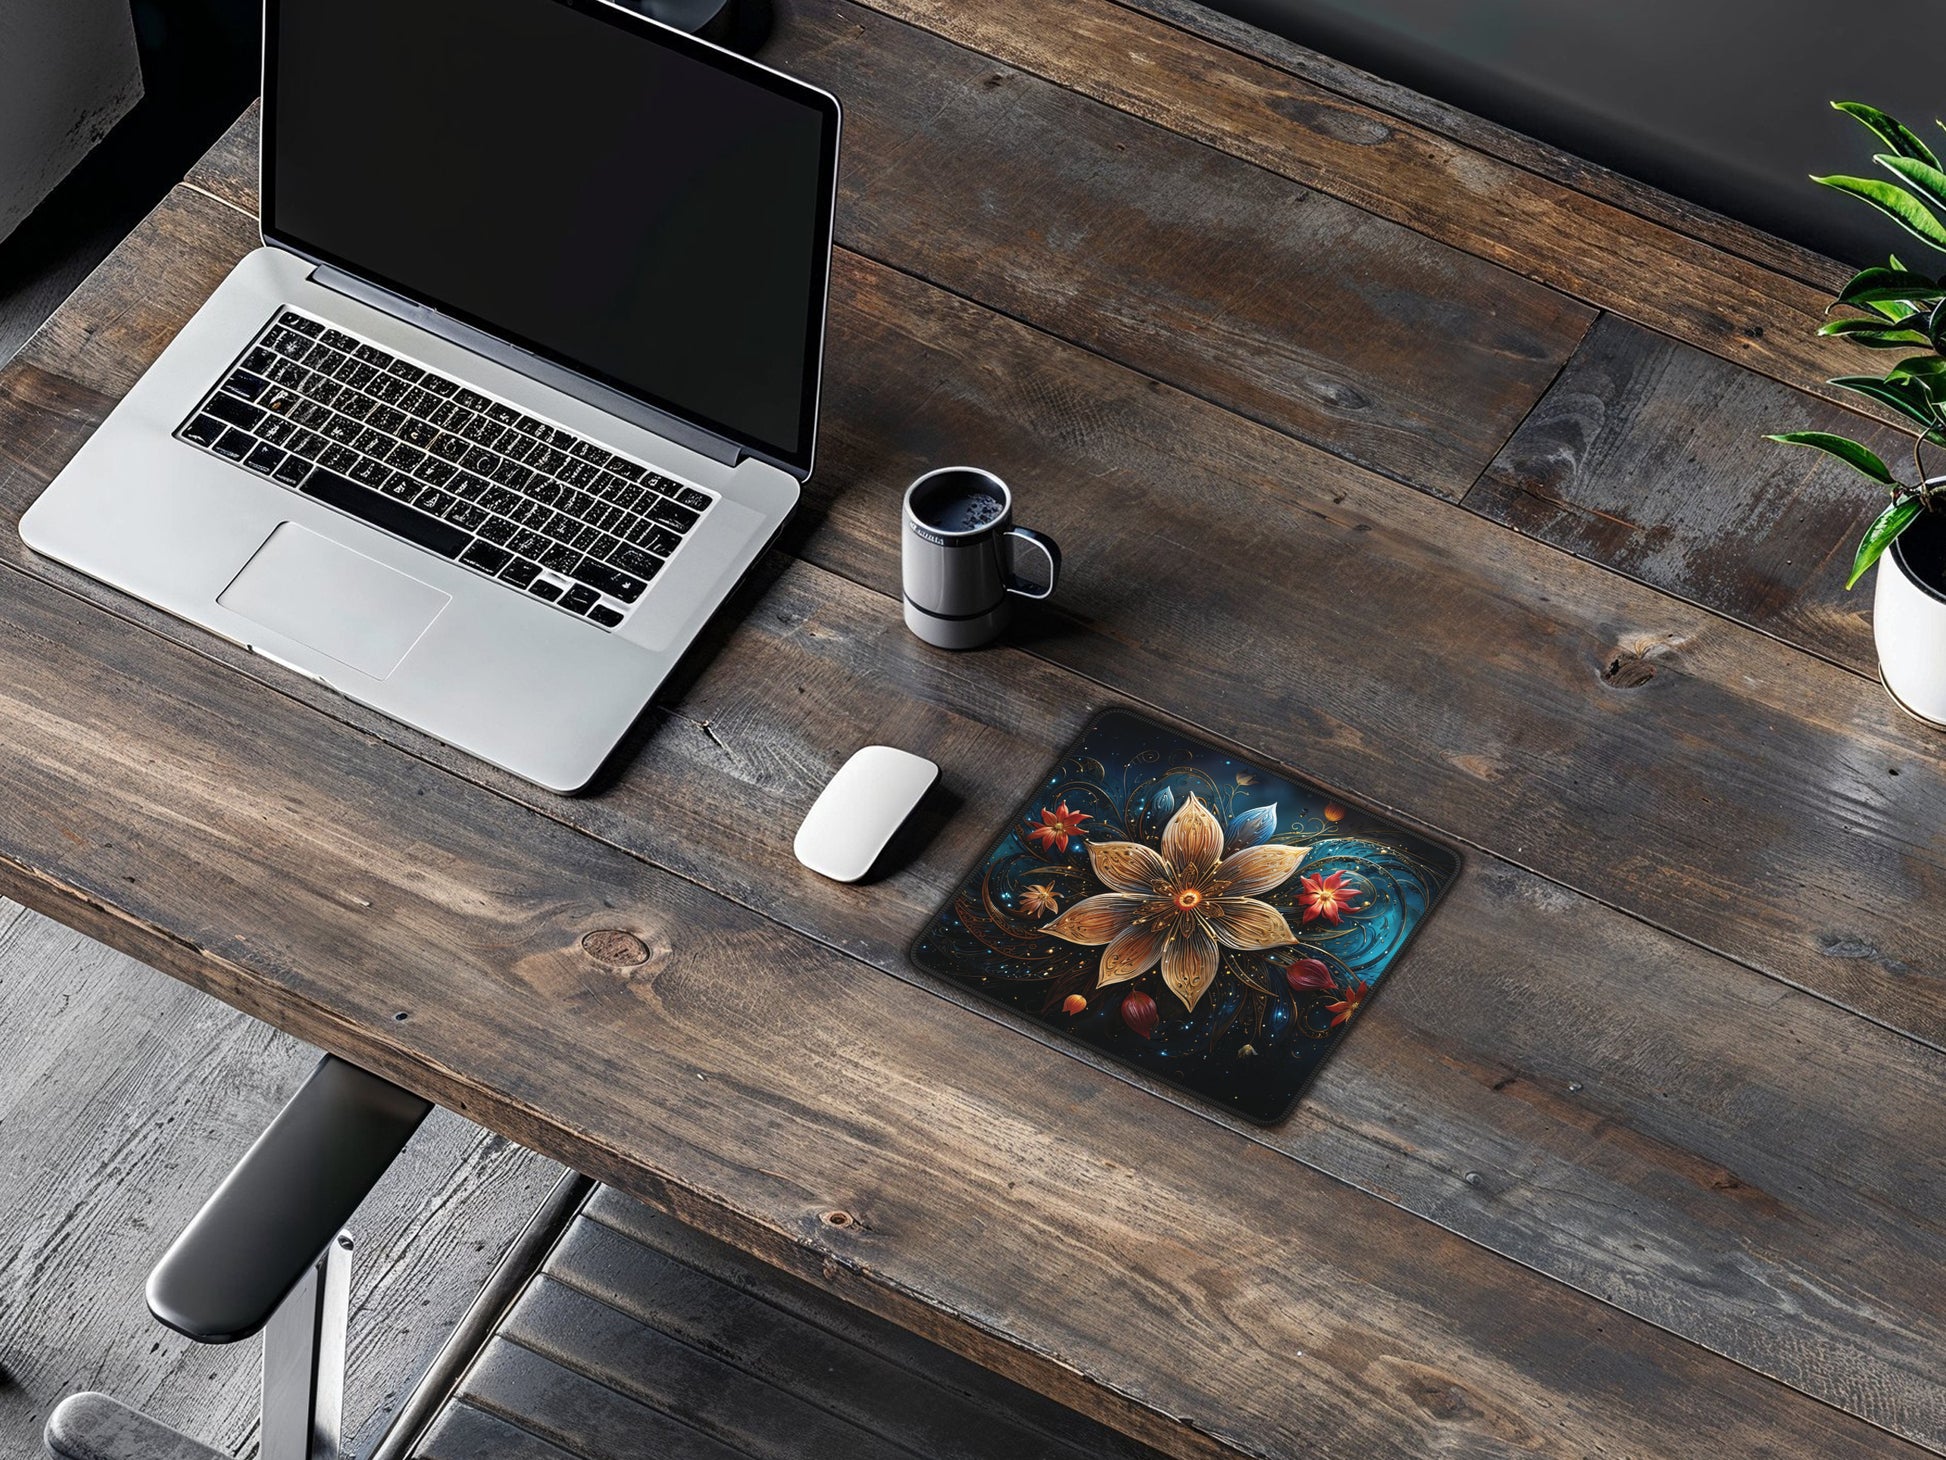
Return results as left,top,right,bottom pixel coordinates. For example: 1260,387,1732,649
1044,793,1308,1013
1019,882,1062,917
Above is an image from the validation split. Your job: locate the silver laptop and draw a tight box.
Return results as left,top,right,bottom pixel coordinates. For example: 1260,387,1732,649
21,0,841,793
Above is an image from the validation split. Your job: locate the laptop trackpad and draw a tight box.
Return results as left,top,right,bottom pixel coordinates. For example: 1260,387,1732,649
218,523,449,680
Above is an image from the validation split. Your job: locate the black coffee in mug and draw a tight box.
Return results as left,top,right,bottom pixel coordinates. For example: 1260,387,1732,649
910,475,1007,535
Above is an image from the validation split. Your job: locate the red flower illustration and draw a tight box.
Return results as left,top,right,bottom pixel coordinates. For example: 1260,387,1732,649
1299,870,1362,925
1027,802,1091,853
1323,979,1370,1028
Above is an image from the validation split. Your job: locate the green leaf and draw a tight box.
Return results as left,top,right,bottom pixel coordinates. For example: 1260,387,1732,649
1818,315,1932,346
1814,174,1946,251
1886,353,1946,381
1765,431,1898,484
1827,373,1942,429
1848,497,1925,588
1834,101,1941,168
1930,299,1946,353
1879,153,1946,215
1837,266,1946,305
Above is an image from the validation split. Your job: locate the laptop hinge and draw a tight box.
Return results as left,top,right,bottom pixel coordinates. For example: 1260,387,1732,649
310,265,743,469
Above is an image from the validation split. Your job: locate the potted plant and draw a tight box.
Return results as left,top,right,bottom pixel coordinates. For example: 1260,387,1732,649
1769,101,1946,726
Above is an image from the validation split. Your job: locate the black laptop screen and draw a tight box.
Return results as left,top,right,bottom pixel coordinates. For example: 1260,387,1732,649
265,0,839,474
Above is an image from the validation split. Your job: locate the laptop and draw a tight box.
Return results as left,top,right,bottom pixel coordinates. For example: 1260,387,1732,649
20,0,842,793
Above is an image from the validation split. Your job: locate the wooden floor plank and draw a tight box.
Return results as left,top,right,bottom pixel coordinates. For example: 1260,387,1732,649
557,1205,1152,1460
0,901,563,1459
504,1276,933,1460
454,1340,748,1460
0,503,1923,1459
415,1401,581,1460
832,0,1900,438
2,183,1943,1446
1467,314,1903,676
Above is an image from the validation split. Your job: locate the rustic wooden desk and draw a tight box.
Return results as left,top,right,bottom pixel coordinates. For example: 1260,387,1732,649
1,3,1939,1456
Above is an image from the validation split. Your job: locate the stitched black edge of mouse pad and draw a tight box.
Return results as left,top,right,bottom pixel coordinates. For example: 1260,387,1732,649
910,708,1462,1125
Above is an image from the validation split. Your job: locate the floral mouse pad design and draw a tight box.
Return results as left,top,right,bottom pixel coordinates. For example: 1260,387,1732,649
910,709,1461,1124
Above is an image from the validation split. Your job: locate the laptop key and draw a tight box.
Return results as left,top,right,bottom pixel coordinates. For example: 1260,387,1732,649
281,312,323,337
560,584,600,614
223,371,269,402
499,557,541,589
461,540,512,575
644,496,699,532
181,414,226,447
568,558,646,603
272,456,312,488
609,544,665,580
529,579,564,602
540,544,581,575
450,472,489,500
446,500,490,531
626,522,682,556
415,487,456,516
350,456,392,488
478,516,518,545
258,418,297,446
213,428,255,460
588,604,625,629
320,444,360,473
244,443,287,475
205,393,266,431
301,469,467,558
675,486,712,512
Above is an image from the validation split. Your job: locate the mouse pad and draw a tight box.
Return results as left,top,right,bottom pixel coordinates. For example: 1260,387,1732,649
910,709,1462,1124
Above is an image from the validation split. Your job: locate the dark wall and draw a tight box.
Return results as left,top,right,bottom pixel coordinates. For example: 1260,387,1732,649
1215,0,1946,266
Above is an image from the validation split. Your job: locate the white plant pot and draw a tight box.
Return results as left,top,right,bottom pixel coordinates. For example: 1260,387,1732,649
1874,506,1946,729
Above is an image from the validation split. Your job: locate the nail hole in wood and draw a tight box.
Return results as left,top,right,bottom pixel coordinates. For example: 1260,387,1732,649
821,1210,854,1228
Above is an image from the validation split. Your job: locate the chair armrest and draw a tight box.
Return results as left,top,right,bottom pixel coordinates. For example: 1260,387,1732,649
145,1056,430,1343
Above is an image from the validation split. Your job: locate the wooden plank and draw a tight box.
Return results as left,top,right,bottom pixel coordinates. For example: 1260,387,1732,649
827,0,1902,434
3,185,1945,1446
0,515,1925,1460
0,900,563,1457
416,1409,576,1460
552,1205,1153,1460
502,1275,955,1460
453,1341,747,1460
169,116,1946,1049
416,1402,580,1460
1110,0,1846,293
1466,314,1903,676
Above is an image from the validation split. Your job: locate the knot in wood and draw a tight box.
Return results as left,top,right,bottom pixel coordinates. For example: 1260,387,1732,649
581,929,650,966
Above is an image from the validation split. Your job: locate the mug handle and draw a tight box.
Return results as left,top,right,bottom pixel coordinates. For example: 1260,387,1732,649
1004,526,1061,600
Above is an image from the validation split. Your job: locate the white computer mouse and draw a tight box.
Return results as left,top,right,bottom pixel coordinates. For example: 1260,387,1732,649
794,746,941,882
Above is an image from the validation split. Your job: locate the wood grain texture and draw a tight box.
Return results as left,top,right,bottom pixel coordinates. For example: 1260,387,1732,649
1109,0,1848,293
770,0,1590,497
2,183,1944,1446
1467,315,1905,675
173,112,1946,1051
0,478,1928,1460
0,900,563,1459
836,0,1908,436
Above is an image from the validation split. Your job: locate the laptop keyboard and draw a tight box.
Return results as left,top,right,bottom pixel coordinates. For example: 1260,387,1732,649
174,310,718,631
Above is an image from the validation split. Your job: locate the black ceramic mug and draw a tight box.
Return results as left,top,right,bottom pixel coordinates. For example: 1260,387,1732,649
901,467,1060,650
